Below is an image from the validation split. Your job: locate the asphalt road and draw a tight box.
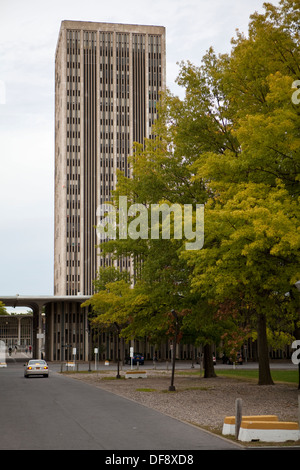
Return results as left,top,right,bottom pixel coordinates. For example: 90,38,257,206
0,362,241,451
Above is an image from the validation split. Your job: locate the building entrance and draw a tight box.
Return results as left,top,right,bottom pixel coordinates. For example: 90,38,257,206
0,295,90,361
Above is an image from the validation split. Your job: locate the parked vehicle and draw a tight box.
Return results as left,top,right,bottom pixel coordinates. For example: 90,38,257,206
24,359,49,378
222,353,243,365
196,354,216,365
125,353,144,365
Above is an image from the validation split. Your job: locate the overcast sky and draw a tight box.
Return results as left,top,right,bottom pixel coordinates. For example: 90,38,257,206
0,0,280,298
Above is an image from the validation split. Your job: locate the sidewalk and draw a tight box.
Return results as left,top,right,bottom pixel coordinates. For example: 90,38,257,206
3,352,297,370
5,351,32,363
51,358,298,373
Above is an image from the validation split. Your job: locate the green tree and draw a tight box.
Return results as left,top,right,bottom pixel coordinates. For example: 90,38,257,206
0,302,7,315
93,266,130,293
88,108,210,368
86,0,300,385
182,0,300,384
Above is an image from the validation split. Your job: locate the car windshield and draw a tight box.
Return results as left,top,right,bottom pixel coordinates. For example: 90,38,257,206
28,360,46,365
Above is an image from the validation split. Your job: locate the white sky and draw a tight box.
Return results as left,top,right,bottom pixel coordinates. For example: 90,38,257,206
0,0,280,297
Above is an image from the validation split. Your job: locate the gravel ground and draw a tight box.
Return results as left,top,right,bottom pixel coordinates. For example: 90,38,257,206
70,368,300,443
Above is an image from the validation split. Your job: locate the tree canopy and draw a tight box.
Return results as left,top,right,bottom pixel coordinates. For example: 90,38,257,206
0,302,7,316
85,0,300,384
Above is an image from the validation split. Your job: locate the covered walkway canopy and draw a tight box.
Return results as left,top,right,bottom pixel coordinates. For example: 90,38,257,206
0,295,90,359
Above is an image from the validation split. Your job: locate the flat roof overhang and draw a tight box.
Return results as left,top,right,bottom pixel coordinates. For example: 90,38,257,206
0,295,91,310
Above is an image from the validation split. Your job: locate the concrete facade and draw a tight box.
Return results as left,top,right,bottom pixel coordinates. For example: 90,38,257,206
0,314,33,349
0,295,193,363
1,22,168,363
0,295,90,361
54,21,166,296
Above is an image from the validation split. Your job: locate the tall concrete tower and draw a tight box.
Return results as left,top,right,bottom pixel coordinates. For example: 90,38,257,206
54,21,166,295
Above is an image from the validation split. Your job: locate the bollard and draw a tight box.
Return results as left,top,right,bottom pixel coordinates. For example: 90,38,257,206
298,394,300,428
235,398,243,439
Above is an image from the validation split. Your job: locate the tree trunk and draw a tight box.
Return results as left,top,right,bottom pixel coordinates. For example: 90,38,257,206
257,313,274,385
203,343,216,378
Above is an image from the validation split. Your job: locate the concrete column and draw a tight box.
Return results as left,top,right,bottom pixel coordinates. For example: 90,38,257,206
38,306,43,358
17,317,21,346
85,309,90,362
32,303,44,359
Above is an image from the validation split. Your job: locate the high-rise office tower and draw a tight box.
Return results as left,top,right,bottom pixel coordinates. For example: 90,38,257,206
54,21,166,296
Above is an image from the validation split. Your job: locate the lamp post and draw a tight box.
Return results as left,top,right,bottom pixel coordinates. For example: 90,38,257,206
169,309,178,392
295,281,300,389
85,326,91,372
114,322,121,379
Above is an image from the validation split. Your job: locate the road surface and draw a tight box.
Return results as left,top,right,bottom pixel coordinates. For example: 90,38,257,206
0,362,240,451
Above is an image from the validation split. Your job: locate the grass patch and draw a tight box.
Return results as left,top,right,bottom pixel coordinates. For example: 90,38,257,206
217,369,298,384
184,386,211,391
136,388,157,392
175,371,200,376
102,376,125,380
160,386,211,393
174,368,298,384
